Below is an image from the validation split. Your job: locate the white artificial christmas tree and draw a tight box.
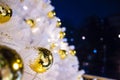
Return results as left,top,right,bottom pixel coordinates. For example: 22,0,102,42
0,0,84,80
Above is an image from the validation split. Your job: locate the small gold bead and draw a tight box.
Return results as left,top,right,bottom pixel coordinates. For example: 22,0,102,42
59,31,66,39
50,43,56,50
25,19,35,28
69,50,76,56
58,49,67,59
56,20,62,27
47,11,56,18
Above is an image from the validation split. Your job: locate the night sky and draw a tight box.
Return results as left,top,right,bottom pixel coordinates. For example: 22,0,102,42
52,0,120,27
52,0,120,79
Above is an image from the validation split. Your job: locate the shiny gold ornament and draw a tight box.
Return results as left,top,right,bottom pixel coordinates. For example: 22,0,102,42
25,19,35,28
69,50,76,56
47,11,56,18
29,47,53,73
0,4,12,23
58,49,67,59
56,20,62,27
0,45,23,80
59,31,66,39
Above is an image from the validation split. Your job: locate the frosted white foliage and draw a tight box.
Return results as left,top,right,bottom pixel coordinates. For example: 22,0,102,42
0,0,84,80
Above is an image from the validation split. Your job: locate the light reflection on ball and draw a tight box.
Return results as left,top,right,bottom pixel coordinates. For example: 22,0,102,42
29,47,53,73
0,3,12,24
0,45,23,80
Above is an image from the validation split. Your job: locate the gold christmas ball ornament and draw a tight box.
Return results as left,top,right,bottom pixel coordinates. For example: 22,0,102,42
29,47,53,73
0,3,12,24
0,45,24,80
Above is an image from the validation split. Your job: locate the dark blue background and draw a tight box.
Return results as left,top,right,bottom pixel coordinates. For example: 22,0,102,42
52,0,120,27
52,0,120,79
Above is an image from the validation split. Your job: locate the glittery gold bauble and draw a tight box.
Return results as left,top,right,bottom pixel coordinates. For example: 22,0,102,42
0,3,12,24
47,11,56,18
25,19,35,28
29,47,53,73
58,49,67,59
0,45,23,80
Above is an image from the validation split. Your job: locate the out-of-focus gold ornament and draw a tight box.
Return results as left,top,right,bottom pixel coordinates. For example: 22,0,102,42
77,75,82,80
56,20,62,27
25,19,35,28
58,49,67,59
20,0,24,2
69,50,76,56
47,11,56,18
0,4,12,24
29,47,53,73
50,43,56,50
59,31,66,39
0,45,23,80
